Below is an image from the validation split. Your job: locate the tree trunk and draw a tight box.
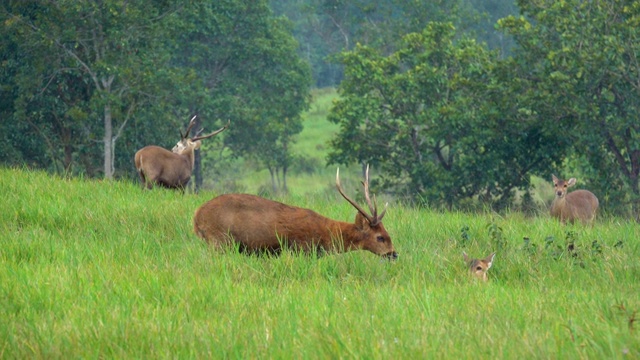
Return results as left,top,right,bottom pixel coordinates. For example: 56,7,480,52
269,167,277,193
282,165,288,193
103,104,113,179
631,179,640,222
193,116,203,193
194,150,202,193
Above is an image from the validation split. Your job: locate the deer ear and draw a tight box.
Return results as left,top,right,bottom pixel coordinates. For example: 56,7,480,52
484,253,496,268
463,251,469,263
354,212,371,230
567,178,577,187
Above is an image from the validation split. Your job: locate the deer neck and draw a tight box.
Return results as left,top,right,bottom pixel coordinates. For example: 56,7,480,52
180,148,196,170
326,220,366,252
551,195,567,217
554,195,567,206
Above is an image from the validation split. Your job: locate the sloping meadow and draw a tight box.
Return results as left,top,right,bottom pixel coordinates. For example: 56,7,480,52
1,168,638,358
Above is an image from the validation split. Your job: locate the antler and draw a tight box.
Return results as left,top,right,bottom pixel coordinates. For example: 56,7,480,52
191,120,230,142
180,115,198,140
336,165,388,226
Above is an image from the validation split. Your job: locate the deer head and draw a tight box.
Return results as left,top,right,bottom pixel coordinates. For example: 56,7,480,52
463,252,495,281
336,165,395,259
172,115,229,155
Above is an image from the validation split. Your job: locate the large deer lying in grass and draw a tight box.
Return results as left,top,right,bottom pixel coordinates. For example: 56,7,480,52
193,166,398,259
134,116,228,190
550,175,599,224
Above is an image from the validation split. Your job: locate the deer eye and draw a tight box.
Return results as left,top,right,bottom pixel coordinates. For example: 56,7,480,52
376,236,386,243
476,266,483,271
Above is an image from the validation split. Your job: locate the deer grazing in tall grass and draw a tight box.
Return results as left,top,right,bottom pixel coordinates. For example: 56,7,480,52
550,175,599,225
134,116,228,190
193,166,398,259
463,252,495,282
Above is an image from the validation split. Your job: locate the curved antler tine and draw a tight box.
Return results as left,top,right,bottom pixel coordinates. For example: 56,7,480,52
336,167,373,223
376,198,389,223
183,115,198,139
361,164,388,225
191,120,230,142
362,164,378,217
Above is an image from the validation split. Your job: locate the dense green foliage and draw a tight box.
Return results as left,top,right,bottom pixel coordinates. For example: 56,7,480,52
328,23,557,210
0,0,311,186
1,168,638,358
500,0,640,218
329,1,640,218
327,22,564,210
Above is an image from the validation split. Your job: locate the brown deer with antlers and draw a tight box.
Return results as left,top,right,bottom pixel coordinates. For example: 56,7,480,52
193,166,398,259
134,115,228,190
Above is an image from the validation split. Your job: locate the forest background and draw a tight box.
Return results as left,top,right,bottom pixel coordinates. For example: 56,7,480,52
2,0,640,220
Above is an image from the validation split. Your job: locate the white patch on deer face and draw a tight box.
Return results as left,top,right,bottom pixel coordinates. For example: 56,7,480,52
172,140,188,154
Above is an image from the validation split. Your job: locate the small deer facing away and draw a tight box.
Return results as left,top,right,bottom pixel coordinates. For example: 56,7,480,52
550,175,599,224
463,252,495,282
193,166,398,259
134,116,228,190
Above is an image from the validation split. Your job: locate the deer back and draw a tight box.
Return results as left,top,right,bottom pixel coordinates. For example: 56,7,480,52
134,146,193,189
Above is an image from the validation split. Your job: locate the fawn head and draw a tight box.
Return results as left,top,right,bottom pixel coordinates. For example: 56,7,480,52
463,252,495,282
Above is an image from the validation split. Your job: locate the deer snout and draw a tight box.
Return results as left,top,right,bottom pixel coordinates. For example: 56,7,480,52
556,191,564,197
384,251,398,260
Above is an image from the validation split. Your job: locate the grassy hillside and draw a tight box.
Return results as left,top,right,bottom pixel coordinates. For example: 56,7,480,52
1,168,638,358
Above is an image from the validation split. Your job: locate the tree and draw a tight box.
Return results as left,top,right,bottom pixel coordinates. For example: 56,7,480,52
168,0,311,193
328,23,492,208
328,22,565,210
1,1,180,179
499,0,640,218
1,0,311,190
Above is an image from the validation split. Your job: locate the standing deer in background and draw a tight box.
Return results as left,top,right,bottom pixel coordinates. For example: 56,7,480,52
193,166,398,259
463,252,495,282
550,175,599,224
134,116,228,190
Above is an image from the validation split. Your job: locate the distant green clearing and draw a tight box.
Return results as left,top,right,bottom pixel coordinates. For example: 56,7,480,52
1,168,638,358
212,87,347,195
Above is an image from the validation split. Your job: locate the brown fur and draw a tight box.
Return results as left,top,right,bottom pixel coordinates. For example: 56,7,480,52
463,252,495,282
134,116,227,190
550,175,599,224
193,192,397,258
134,144,198,190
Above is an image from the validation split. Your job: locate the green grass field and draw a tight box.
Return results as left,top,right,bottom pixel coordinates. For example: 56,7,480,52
1,168,638,358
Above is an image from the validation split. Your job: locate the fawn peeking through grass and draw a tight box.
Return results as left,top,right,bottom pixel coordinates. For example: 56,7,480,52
550,175,599,225
463,252,495,282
